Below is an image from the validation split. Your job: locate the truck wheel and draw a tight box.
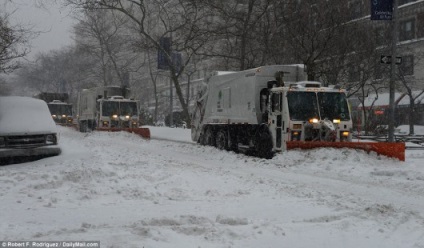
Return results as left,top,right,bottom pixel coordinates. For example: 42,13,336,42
256,127,273,159
204,127,215,146
216,130,228,150
79,121,87,133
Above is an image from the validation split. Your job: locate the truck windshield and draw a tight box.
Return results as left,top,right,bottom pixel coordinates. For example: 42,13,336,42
317,92,350,121
102,101,137,116
48,104,73,116
287,92,319,121
287,91,351,121
102,101,119,116
120,102,138,116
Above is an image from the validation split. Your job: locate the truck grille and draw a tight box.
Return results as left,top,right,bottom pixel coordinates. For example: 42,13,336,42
4,135,46,148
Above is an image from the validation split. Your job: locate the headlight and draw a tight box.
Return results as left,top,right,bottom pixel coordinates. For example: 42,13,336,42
102,121,109,127
45,134,57,145
62,115,67,118
309,118,319,124
291,131,301,141
333,119,341,124
340,131,350,141
52,115,57,119
0,137,5,147
112,115,118,119
126,115,130,119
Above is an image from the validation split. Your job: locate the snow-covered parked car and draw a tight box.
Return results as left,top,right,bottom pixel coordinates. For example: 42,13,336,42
0,96,61,163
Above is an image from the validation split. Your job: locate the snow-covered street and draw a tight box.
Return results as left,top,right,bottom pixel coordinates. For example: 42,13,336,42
1,126,424,248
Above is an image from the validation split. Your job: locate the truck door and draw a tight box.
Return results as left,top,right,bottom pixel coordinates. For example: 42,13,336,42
269,92,283,149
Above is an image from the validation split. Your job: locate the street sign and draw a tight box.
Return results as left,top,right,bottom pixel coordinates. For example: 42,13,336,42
380,55,402,64
371,0,393,21
158,37,171,70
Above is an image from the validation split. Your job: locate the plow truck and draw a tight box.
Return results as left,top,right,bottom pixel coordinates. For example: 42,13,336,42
77,86,150,139
191,65,405,160
35,92,74,126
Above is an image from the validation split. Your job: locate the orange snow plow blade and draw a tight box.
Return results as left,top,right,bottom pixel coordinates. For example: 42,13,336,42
286,141,405,161
97,127,151,139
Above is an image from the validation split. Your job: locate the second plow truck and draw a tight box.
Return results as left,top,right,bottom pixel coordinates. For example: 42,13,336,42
77,86,150,139
191,65,405,160
35,92,73,126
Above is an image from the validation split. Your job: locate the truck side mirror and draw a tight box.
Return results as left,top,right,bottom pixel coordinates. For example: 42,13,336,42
275,71,285,87
267,80,278,89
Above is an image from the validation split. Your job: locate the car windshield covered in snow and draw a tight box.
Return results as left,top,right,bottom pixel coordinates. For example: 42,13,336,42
287,91,350,121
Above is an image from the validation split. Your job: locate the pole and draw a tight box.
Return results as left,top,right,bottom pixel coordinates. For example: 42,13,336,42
170,75,173,127
388,0,398,142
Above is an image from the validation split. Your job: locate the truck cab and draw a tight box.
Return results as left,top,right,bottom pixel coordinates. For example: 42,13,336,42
96,96,139,129
47,100,73,126
268,82,352,152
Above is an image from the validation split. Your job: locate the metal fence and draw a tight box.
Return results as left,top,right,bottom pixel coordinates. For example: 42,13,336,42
352,134,424,150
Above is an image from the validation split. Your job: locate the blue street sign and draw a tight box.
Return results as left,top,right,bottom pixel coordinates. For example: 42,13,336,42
158,37,171,70
371,0,393,20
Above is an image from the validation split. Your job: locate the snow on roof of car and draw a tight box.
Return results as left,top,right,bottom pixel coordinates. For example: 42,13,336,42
0,96,57,135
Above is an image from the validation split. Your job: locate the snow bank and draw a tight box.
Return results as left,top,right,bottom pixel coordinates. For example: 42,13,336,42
1,126,423,248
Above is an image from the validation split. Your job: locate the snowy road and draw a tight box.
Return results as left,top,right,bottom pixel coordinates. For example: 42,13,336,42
1,126,424,248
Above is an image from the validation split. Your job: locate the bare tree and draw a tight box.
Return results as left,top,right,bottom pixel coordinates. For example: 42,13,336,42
73,8,142,87
66,0,212,124
198,0,274,70
398,64,424,135
0,76,12,95
13,47,94,102
278,0,356,80
0,11,31,73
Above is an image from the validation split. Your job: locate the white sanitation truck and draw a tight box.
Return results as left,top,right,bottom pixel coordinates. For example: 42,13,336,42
191,65,404,160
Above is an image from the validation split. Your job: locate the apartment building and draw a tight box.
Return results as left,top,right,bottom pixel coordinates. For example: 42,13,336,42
345,0,424,129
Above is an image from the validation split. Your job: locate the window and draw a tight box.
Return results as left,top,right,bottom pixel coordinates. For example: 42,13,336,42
260,89,269,113
399,18,415,41
399,55,414,76
287,92,319,121
271,93,281,112
418,13,424,38
317,92,351,121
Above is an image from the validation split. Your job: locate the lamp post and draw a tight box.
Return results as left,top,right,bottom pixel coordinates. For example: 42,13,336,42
388,0,398,142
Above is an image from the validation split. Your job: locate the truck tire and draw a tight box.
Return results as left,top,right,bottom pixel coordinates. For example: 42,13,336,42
88,120,96,131
79,121,88,133
216,130,228,150
204,127,215,146
255,126,273,159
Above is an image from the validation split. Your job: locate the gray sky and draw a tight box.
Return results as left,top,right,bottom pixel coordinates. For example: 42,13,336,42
1,0,76,59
